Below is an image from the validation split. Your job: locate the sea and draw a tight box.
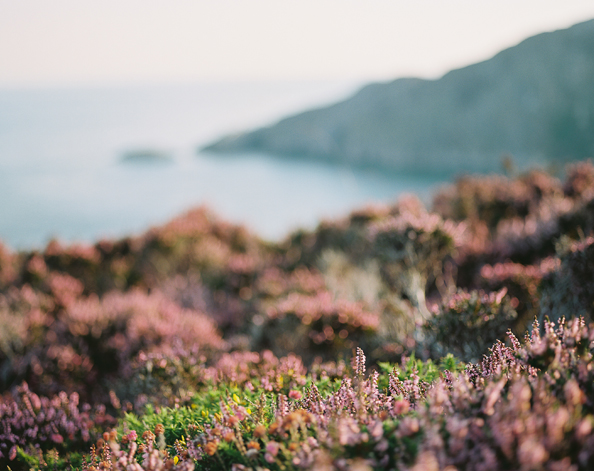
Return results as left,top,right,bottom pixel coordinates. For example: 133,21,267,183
0,81,449,250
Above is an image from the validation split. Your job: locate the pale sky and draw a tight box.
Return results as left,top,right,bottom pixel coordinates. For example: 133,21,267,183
1,0,594,87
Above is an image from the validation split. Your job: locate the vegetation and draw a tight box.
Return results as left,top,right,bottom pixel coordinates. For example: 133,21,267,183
2,162,594,469
203,20,594,174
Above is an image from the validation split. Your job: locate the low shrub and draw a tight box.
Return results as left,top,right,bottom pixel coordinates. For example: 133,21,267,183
424,288,518,362
0,382,115,471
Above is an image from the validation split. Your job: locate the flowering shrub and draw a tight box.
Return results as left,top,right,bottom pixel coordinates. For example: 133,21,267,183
0,288,224,402
72,321,594,470
563,160,594,199
432,170,563,230
277,197,466,349
255,267,325,300
478,257,559,332
424,288,519,362
415,318,594,470
85,348,458,471
368,209,464,324
540,236,594,324
258,291,379,362
122,349,310,411
1,164,594,469
0,382,114,470
433,170,576,273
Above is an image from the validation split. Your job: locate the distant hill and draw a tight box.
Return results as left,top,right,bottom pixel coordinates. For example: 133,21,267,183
203,19,594,174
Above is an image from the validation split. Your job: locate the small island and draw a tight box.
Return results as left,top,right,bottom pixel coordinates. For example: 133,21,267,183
120,148,173,163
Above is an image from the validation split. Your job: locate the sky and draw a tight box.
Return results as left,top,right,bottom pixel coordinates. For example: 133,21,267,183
1,0,594,87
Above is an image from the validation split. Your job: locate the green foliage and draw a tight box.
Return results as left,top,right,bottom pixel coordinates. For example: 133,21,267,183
377,354,463,391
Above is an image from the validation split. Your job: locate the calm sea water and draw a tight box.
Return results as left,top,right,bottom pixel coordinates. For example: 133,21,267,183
0,81,448,250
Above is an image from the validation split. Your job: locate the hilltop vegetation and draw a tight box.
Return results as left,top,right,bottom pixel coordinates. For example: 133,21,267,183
2,162,594,469
204,19,594,174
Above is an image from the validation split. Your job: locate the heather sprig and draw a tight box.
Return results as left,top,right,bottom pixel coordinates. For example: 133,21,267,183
0,382,113,470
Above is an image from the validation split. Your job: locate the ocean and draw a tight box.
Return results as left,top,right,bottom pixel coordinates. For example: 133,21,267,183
0,81,448,250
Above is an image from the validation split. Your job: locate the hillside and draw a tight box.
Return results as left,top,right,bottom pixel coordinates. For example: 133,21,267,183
204,19,594,174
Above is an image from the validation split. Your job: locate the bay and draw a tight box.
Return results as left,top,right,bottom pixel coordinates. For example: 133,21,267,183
0,81,447,250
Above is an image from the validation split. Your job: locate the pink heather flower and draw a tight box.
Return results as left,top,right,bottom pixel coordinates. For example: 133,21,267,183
289,390,302,400
375,439,389,453
266,441,280,457
393,399,410,415
128,430,138,442
369,420,384,440
51,433,64,444
234,407,248,421
397,417,419,437
518,439,549,467
354,348,366,376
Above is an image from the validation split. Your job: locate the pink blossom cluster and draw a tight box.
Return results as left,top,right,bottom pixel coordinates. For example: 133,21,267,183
416,318,594,470
0,382,113,466
207,350,307,393
0,284,223,403
268,291,378,331
260,290,380,361
44,240,102,265
256,267,325,299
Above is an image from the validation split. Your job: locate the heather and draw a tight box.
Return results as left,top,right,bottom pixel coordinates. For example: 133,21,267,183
2,163,594,469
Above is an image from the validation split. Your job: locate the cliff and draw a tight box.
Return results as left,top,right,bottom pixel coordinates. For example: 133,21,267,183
203,19,594,174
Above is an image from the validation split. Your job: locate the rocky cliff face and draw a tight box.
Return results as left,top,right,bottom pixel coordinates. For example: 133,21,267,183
203,19,594,174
